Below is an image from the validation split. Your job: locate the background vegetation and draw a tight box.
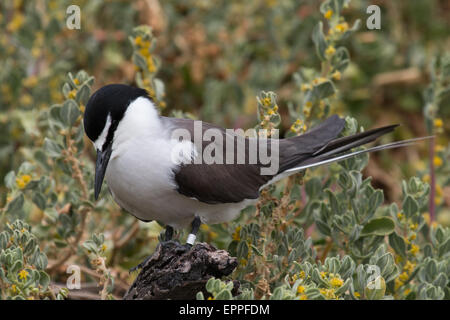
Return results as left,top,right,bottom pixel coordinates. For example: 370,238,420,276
0,0,449,300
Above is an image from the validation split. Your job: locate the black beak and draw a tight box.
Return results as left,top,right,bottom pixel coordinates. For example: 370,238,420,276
94,143,113,200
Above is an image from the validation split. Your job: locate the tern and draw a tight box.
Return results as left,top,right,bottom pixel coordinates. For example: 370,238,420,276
83,84,427,268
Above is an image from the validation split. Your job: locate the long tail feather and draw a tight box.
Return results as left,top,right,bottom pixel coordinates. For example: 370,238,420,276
284,136,433,174
312,124,399,157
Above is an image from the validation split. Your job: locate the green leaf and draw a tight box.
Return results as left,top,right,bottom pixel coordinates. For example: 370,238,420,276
305,178,322,199
403,195,419,218
312,22,327,61
360,217,395,237
312,80,336,100
438,238,450,259
196,291,205,300
76,84,90,105
215,289,232,300
389,232,406,257
365,276,386,300
39,271,50,290
43,138,63,158
6,193,24,215
326,189,340,215
60,99,80,127
4,171,16,189
32,192,47,210
133,53,147,70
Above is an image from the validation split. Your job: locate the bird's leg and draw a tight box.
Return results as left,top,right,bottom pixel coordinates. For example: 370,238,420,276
164,225,174,241
185,216,201,247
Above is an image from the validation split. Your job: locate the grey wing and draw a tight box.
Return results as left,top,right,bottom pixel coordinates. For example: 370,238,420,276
161,117,273,204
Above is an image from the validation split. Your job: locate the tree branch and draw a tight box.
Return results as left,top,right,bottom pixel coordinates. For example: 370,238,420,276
123,241,238,300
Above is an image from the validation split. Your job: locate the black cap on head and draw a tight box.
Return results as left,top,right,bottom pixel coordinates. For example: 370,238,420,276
83,84,150,142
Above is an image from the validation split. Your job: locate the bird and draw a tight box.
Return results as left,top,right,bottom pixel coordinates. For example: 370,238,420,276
83,84,428,269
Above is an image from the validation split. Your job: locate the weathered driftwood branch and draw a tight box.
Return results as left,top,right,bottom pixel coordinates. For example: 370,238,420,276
123,241,238,300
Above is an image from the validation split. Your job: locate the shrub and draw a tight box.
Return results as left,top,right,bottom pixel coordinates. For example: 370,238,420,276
0,0,449,300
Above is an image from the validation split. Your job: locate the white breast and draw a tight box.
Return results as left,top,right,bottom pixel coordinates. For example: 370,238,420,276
104,97,254,229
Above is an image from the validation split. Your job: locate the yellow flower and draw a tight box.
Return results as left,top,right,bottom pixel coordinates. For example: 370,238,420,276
7,13,25,32
101,244,107,252
18,269,29,280
22,175,31,184
422,174,430,183
397,212,404,220
423,212,430,225
354,291,360,298
23,76,38,88
335,22,349,33
20,94,32,106
297,285,305,294
299,294,308,300
410,244,419,256
232,226,241,241
435,145,445,153
329,277,344,288
332,70,341,80
16,175,31,189
134,36,143,46
31,47,41,58
409,223,418,231
267,109,274,115
73,78,80,85
325,45,336,57
147,58,156,73
433,156,443,167
262,97,271,106
68,89,77,99
273,105,278,112
209,231,218,239
404,261,416,274
140,48,150,58
324,9,333,19
435,196,442,205
299,271,306,279
394,278,403,290
301,84,311,92
313,77,328,85
409,233,416,241
320,271,327,278
142,40,151,48
399,271,409,282
319,288,336,299
434,118,443,128
80,104,85,113
436,185,442,196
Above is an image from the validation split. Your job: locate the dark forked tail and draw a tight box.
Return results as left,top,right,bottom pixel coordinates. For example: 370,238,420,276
278,116,431,176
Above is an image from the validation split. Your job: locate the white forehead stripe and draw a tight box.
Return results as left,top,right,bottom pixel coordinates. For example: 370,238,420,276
94,114,112,150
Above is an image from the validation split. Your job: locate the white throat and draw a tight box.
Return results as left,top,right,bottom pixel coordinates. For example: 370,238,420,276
111,96,161,158
94,114,112,151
